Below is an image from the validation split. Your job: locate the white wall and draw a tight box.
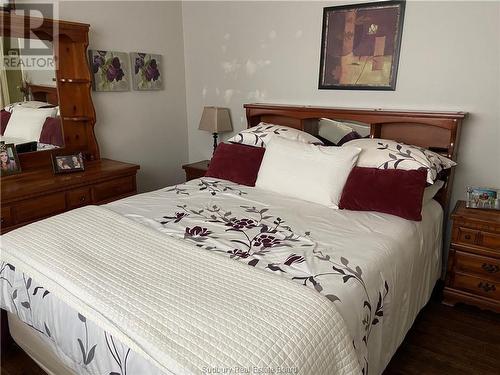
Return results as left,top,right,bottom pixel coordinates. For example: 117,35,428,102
59,0,189,192
182,0,500,207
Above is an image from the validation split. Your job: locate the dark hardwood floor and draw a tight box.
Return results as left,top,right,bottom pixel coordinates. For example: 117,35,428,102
1,300,499,375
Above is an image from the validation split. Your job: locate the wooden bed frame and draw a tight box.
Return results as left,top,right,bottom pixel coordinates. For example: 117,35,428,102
244,103,467,212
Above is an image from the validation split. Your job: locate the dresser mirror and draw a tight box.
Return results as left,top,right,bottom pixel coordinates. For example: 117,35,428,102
1,36,64,154
0,11,99,173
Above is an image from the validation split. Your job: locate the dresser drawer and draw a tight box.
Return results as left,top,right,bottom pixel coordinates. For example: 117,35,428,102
93,176,135,203
67,187,91,209
1,206,13,228
455,251,500,281
15,193,66,222
453,273,499,301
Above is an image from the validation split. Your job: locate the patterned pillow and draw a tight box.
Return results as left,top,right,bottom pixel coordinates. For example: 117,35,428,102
227,122,322,148
343,138,456,184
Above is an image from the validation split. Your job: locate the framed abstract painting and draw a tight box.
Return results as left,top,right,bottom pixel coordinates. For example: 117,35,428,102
89,50,130,92
130,52,163,90
318,1,406,90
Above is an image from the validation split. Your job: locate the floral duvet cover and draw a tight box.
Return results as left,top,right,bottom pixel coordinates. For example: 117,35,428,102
1,178,442,375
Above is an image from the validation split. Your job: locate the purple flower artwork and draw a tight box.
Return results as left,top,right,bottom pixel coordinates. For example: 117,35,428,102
130,52,163,90
88,50,130,92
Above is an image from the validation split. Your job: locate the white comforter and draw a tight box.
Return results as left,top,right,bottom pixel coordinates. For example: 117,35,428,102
1,205,360,375
0,178,442,375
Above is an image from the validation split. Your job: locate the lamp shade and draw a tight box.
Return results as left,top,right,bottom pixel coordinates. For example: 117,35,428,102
198,106,233,133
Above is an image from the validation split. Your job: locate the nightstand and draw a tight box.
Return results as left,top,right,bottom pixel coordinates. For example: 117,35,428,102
443,200,500,312
182,160,210,181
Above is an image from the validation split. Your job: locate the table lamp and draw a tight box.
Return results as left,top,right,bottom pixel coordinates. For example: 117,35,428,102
198,106,232,154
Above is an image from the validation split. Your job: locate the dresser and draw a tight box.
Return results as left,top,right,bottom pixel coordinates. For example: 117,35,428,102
443,200,500,312
1,159,139,234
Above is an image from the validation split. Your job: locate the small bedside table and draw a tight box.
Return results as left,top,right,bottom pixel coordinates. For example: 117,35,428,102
182,160,210,181
443,200,500,312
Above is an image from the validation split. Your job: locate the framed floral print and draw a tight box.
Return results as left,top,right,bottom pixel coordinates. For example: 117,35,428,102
89,50,130,92
130,52,163,90
319,1,406,90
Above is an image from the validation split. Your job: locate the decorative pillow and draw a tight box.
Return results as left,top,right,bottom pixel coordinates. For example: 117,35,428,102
3,106,58,142
343,138,456,184
339,167,427,221
39,116,64,146
205,143,265,186
255,137,361,208
1,109,11,135
227,122,322,148
423,180,444,205
318,118,362,146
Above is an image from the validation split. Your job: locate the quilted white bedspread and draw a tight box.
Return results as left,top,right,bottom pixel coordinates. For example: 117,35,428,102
1,205,361,375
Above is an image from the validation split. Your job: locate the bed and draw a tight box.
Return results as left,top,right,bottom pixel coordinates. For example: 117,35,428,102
0,104,466,375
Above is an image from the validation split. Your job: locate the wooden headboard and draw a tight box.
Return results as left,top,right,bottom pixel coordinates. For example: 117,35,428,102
244,103,467,211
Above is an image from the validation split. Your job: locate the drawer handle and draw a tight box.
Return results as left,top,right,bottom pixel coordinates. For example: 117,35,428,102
478,282,496,293
80,195,87,202
482,263,499,273
464,234,472,240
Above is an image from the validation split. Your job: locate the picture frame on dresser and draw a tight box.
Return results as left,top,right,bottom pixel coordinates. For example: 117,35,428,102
52,152,85,174
0,142,21,176
466,186,500,210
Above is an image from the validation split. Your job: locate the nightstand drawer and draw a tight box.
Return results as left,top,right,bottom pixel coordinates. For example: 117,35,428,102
457,227,479,245
455,251,500,281
478,230,500,251
453,273,499,300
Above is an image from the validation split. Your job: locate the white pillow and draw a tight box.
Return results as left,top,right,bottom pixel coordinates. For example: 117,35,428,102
344,138,456,184
227,122,322,148
255,137,361,208
3,106,57,143
423,180,444,205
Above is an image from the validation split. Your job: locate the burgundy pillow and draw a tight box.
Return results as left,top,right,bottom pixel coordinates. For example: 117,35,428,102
205,143,265,186
339,167,427,221
1,109,11,136
39,116,64,146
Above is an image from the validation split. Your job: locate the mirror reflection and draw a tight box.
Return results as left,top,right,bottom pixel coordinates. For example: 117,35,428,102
0,37,63,154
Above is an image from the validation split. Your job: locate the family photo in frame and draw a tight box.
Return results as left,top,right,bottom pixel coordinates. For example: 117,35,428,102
466,186,500,210
52,153,85,174
0,142,21,176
